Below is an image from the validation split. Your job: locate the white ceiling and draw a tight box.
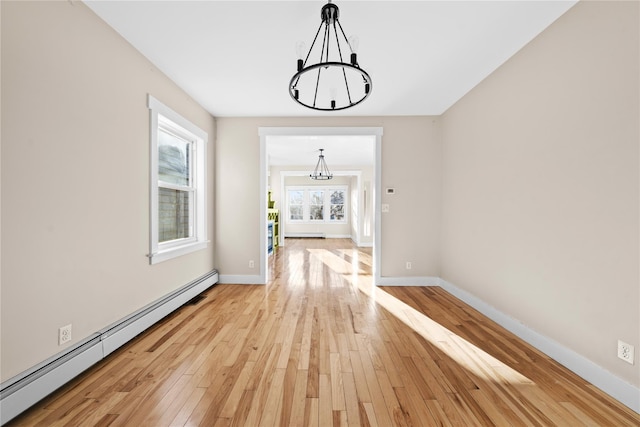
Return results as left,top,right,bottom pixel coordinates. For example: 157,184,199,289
84,0,576,118
267,134,375,166
84,0,575,166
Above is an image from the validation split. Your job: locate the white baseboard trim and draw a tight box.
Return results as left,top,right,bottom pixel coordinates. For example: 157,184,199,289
100,270,218,357
376,276,441,286
284,233,353,239
0,338,103,426
438,278,640,414
0,270,219,425
218,274,265,285
285,232,325,238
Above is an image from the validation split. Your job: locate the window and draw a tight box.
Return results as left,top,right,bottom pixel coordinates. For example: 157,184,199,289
330,189,345,221
287,186,347,223
309,190,324,221
148,95,207,264
289,189,304,220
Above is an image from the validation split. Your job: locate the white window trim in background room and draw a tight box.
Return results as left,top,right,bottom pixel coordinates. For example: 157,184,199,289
286,185,348,224
148,95,208,264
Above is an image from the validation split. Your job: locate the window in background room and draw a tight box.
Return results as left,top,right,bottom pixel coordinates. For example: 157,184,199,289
148,95,208,264
330,189,345,221
288,189,304,220
309,190,325,221
287,186,347,224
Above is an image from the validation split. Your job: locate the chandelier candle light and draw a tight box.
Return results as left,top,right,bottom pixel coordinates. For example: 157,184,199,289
290,0,372,111
310,149,333,180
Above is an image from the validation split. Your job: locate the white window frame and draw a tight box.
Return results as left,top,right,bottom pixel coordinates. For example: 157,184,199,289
148,95,208,264
287,185,348,224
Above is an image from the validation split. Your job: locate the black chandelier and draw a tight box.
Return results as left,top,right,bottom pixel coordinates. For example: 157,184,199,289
289,0,372,111
310,149,333,180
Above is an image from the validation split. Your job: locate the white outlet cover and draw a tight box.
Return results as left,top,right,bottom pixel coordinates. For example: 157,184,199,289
617,340,634,365
59,324,72,345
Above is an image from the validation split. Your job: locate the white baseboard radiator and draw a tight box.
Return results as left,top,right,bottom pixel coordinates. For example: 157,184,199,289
0,269,218,425
285,232,326,238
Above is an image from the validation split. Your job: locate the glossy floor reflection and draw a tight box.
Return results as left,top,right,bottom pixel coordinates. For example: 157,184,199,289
9,238,639,426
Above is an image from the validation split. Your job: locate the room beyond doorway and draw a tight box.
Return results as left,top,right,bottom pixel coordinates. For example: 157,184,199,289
259,127,383,286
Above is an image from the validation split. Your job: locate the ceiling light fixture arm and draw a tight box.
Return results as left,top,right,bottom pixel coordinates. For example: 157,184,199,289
333,19,353,106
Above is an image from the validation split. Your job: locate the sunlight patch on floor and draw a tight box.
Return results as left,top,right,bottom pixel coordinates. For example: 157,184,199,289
306,248,368,275
351,277,534,385
335,248,373,267
301,246,533,385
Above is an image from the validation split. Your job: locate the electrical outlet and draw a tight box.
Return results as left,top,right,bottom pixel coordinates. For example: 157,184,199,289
59,324,72,345
618,340,634,364
406,261,412,270
249,260,255,268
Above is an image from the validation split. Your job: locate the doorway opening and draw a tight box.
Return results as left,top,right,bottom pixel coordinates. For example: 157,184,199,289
259,127,383,285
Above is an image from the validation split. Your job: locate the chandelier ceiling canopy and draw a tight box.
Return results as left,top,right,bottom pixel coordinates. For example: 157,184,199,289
289,1,372,111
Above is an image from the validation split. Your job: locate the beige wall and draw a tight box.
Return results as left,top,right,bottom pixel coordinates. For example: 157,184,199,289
216,116,441,278
441,0,639,387
1,1,216,381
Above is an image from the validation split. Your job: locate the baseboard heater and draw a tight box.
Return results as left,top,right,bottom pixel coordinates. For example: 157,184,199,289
0,269,218,425
286,232,325,238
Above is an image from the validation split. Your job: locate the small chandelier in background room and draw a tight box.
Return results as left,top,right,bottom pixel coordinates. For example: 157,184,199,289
310,149,333,180
289,0,372,111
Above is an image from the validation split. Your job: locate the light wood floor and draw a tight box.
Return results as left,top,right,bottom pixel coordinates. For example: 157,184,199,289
9,238,639,426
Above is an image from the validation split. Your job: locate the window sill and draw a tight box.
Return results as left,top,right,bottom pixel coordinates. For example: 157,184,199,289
149,240,208,265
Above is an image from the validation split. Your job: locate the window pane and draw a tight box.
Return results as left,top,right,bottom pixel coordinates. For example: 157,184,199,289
159,129,190,186
330,190,345,221
289,205,303,220
309,191,324,205
288,190,304,205
331,204,344,221
330,190,344,205
309,205,324,220
309,190,324,220
288,190,304,220
159,188,192,242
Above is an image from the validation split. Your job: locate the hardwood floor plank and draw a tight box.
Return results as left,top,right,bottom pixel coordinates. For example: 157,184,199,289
361,402,379,427
393,386,437,427
305,307,320,398
218,361,256,419
348,349,372,403
318,374,333,427
330,352,346,411
341,372,361,427
356,335,394,426
257,368,286,426
305,398,319,427
287,369,308,427
167,387,207,427
242,344,281,426
7,238,638,427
